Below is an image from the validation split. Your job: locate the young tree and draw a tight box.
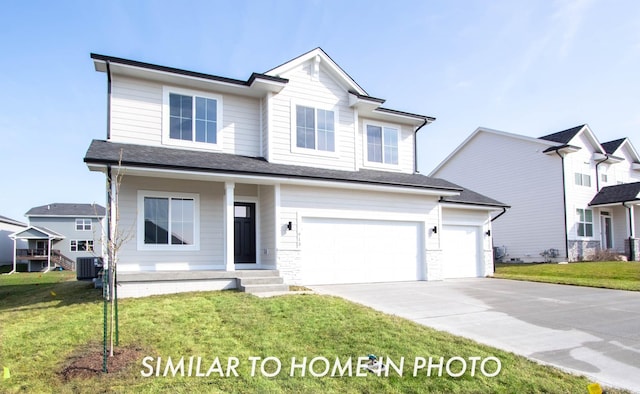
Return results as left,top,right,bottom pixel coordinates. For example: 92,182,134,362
103,149,134,369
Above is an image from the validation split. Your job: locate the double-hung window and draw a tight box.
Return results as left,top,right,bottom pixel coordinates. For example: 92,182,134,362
295,105,335,152
138,191,199,250
164,87,222,148
576,208,593,237
75,218,92,231
366,124,398,165
574,172,591,187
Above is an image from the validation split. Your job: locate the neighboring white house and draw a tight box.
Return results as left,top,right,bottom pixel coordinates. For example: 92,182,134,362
0,215,27,266
430,124,640,262
84,48,507,297
8,203,106,272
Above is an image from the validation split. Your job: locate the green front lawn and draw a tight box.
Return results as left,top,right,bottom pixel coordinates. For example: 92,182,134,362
0,272,623,393
495,261,640,291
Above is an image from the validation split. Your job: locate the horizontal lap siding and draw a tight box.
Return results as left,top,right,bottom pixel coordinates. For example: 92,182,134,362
358,118,415,174
110,76,261,157
433,132,565,260
117,176,224,271
269,63,355,171
279,185,440,251
111,77,163,145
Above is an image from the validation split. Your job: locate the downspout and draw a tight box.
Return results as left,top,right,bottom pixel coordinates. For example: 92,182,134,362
623,201,636,261
491,207,507,222
106,60,112,140
594,155,608,191
413,118,429,173
555,150,570,260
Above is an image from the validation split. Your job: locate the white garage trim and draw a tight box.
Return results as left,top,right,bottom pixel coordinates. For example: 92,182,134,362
300,217,425,285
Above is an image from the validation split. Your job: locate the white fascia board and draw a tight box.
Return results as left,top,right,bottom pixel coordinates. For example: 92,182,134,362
576,125,606,155
94,164,461,198
265,48,367,95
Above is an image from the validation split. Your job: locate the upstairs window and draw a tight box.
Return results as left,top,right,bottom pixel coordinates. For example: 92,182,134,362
574,173,591,187
366,125,398,165
576,208,593,237
75,218,92,231
169,93,218,144
295,105,335,152
163,87,222,149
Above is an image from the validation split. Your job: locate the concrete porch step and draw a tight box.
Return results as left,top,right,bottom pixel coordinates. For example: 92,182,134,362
241,283,290,294
239,277,285,286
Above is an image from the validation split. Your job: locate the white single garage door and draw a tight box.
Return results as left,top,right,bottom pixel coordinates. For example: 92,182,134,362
442,225,481,278
301,218,423,285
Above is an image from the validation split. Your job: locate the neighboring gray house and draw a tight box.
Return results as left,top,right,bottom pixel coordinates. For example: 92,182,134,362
430,125,640,262
0,215,27,266
8,203,106,272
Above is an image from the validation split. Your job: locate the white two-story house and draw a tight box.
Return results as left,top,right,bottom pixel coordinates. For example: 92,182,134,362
430,124,640,262
84,48,507,297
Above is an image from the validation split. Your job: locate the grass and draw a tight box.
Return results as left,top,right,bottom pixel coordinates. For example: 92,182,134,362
494,261,640,291
0,272,626,393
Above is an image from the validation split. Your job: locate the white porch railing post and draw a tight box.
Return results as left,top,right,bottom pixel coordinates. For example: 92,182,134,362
225,182,235,272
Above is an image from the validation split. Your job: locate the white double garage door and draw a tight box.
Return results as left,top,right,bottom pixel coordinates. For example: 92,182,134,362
300,217,484,285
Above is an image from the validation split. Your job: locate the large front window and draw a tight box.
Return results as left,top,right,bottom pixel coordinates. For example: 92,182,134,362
144,197,195,245
138,191,199,250
367,125,398,165
296,105,335,151
169,93,217,144
576,208,593,237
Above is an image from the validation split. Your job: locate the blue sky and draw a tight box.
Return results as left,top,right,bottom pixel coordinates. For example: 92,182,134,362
1,0,639,222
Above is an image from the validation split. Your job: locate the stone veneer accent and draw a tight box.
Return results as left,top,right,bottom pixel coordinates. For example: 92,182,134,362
568,240,601,261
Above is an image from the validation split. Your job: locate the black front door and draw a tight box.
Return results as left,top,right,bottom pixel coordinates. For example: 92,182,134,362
234,202,256,264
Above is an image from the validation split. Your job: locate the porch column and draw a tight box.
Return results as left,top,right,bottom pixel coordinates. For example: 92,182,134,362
47,238,52,272
224,182,235,271
12,238,16,274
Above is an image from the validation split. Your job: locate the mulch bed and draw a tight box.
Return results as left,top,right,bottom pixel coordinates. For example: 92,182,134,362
59,345,143,381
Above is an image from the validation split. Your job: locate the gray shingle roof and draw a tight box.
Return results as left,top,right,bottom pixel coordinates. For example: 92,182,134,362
26,203,106,217
84,140,508,208
601,138,626,155
0,215,27,227
589,182,640,206
539,124,586,144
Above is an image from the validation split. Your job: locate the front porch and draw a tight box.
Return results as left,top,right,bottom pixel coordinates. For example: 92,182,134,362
588,182,640,261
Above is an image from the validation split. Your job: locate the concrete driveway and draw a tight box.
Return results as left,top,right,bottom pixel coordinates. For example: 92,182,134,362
311,279,640,392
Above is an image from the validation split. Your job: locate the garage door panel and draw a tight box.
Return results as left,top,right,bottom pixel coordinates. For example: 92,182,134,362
442,225,481,279
302,218,423,285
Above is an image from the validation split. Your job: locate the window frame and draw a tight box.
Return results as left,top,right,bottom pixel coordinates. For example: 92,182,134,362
137,190,200,251
576,208,594,237
70,240,94,252
363,121,401,168
162,86,223,150
75,218,92,231
574,172,591,187
289,100,339,157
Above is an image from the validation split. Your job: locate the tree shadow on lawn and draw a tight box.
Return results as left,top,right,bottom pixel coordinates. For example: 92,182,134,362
0,277,102,311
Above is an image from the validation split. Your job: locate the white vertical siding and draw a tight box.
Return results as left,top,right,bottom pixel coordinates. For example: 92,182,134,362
432,131,566,261
116,176,224,271
268,62,356,171
110,76,261,157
